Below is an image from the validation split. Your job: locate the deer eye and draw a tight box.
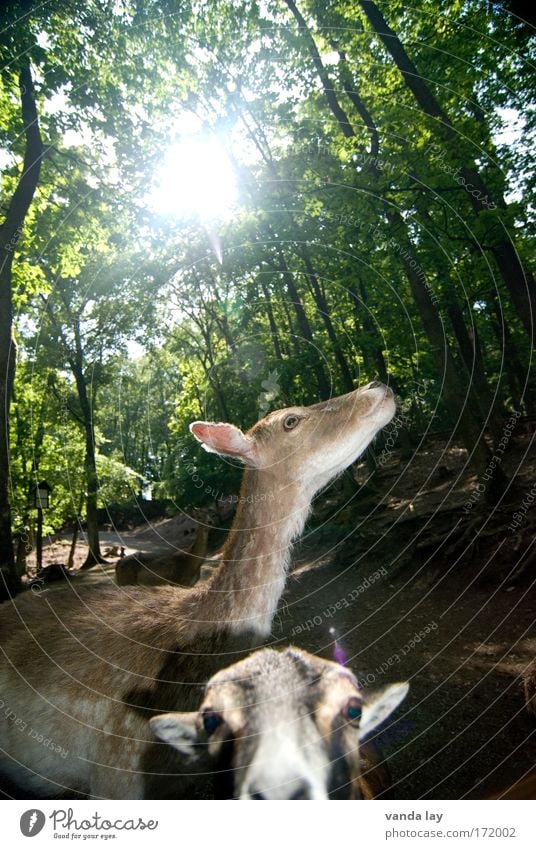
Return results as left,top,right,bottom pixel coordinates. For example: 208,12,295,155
343,697,363,724
283,414,301,431
202,710,223,735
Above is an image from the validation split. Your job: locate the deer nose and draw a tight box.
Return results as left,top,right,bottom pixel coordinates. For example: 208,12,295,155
247,777,314,800
365,380,393,397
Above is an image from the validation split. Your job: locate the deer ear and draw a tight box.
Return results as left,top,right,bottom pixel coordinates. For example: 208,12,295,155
189,421,260,466
358,682,409,741
149,712,203,760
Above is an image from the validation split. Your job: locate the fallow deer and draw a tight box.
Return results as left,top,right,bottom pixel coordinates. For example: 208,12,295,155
0,381,395,798
115,524,209,587
151,646,409,800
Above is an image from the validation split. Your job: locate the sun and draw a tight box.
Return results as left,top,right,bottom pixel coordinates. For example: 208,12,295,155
148,135,238,220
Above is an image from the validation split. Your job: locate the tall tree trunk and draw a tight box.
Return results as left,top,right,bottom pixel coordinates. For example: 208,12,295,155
357,0,535,342
197,354,230,421
280,298,301,358
413,203,503,435
12,373,49,578
412,204,505,439
489,296,533,416
200,268,239,355
274,248,331,398
445,301,503,438
259,280,284,360
387,208,505,496
353,280,390,385
0,63,43,597
72,359,104,569
82,426,102,569
192,320,231,420
299,252,355,392
284,0,356,140
67,492,85,570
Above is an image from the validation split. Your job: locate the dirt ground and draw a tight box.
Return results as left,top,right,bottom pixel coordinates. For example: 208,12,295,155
280,548,535,799
4,423,536,800
276,423,536,799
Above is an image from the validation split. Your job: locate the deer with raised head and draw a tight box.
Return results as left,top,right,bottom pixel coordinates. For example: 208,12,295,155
0,382,395,799
115,523,209,587
151,646,409,800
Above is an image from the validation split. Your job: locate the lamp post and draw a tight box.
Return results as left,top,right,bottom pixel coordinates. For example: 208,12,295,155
33,481,52,573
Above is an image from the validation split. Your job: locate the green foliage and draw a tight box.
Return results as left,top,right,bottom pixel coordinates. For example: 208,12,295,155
2,0,534,530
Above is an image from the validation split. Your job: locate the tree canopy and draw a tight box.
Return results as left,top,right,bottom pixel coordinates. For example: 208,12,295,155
0,0,534,585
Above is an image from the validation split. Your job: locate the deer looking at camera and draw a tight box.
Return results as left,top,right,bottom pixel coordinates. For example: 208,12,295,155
0,382,395,799
115,524,209,588
151,646,409,800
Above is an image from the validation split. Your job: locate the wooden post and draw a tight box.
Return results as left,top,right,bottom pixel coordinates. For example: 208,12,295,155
36,506,43,573
33,480,51,573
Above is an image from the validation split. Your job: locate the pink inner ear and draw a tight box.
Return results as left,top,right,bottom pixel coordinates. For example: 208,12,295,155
190,422,252,458
190,422,218,445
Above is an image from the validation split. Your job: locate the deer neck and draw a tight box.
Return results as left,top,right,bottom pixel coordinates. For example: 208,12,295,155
203,469,310,637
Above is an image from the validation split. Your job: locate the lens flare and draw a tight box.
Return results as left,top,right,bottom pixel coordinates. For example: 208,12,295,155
329,627,348,666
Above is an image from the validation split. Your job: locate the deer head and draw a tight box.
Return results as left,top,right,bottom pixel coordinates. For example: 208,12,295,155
190,381,395,499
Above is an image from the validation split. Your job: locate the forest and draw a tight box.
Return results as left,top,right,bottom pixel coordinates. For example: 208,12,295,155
0,0,535,803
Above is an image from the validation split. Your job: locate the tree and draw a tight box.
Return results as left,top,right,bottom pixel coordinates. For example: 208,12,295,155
281,0,508,494
357,0,534,341
36,234,161,565
0,63,44,594
2,0,532,545
1,0,196,585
